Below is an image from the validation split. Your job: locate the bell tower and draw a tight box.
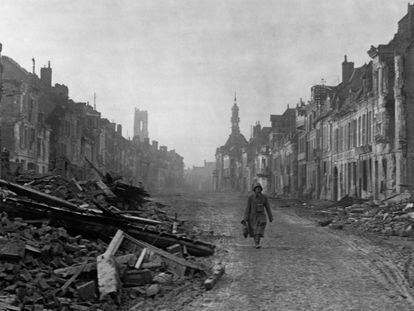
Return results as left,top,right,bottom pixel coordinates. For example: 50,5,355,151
231,92,240,135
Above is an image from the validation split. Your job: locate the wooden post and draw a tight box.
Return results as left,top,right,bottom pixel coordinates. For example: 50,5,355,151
134,248,147,269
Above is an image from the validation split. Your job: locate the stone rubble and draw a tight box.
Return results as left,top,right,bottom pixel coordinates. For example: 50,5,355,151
0,173,217,310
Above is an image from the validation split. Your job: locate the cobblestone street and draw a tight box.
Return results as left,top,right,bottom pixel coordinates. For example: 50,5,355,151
167,193,414,311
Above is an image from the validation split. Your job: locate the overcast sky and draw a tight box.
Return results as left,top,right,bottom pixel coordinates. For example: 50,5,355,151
0,1,410,167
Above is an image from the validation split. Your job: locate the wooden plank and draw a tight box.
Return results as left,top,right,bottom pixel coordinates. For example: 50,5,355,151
104,229,124,256
134,248,147,269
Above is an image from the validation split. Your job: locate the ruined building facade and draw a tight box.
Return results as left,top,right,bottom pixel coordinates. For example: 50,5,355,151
298,4,414,201
0,56,50,175
0,53,184,191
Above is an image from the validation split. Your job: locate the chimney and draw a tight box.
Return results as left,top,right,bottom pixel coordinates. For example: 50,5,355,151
342,55,354,83
152,140,158,150
116,124,122,136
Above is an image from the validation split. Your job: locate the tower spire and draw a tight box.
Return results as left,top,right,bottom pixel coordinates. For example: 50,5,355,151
231,93,240,135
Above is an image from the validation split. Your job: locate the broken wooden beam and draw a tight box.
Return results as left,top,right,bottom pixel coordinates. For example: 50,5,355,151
54,254,136,277
84,157,105,180
95,180,117,199
134,248,147,269
97,229,125,300
204,264,225,290
121,231,204,272
0,178,79,210
104,229,124,256
0,196,214,257
70,178,83,192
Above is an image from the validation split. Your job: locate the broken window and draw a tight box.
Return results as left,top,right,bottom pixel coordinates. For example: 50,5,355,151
28,99,34,123
335,128,339,153
381,158,387,193
362,160,367,191
19,124,24,149
30,128,35,149
362,114,366,145
352,119,357,148
37,138,41,157
367,111,372,143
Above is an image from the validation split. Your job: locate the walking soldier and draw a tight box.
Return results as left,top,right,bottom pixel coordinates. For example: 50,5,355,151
243,182,273,248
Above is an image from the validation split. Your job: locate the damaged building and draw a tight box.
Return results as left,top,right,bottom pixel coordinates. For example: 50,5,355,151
0,56,50,175
270,106,297,197
241,122,272,193
299,4,414,201
214,5,414,200
0,53,184,190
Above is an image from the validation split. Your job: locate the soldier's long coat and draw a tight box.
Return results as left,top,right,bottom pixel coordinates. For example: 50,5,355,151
244,193,273,237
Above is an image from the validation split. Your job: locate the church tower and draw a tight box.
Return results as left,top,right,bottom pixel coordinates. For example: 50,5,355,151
231,92,240,135
133,108,149,142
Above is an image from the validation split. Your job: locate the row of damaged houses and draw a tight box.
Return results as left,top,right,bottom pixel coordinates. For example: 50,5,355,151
0,47,184,191
214,4,414,201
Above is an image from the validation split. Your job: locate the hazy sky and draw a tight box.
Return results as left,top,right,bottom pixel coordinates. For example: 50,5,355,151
0,1,410,167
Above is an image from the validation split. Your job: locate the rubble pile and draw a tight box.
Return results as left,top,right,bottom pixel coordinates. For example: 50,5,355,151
315,197,414,237
0,172,218,310
0,213,106,310
15,171,150,212
0,214,210,310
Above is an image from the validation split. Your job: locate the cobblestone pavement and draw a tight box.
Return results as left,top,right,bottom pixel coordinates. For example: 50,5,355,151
178,193,414,311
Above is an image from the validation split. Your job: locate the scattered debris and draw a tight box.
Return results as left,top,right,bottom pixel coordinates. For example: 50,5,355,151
0,177,215,257
306,196,414,237
0,172,217,310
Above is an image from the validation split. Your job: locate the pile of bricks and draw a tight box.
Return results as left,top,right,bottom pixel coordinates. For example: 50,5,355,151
0,213,208,310
0,213,106,310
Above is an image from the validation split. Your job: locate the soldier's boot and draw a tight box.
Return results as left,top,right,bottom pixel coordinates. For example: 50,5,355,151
254,235,261,248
